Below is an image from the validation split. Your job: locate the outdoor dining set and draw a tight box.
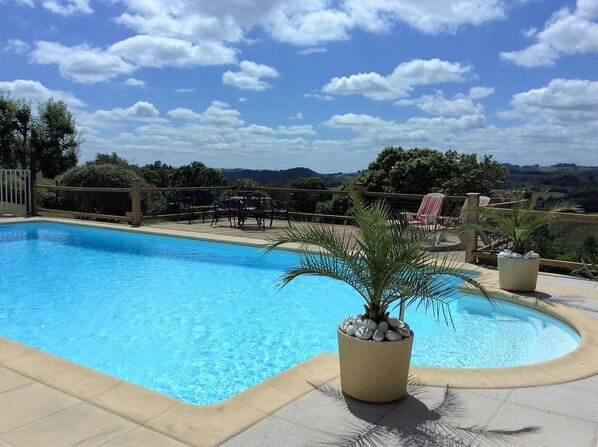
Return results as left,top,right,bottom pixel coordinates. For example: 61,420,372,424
173,190,292,230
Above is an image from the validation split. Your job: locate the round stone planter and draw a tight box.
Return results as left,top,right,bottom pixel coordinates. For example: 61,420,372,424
337,328,414,403
497,256,541,292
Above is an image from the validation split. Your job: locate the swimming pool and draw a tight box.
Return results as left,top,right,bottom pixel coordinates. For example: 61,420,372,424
0,221,580,404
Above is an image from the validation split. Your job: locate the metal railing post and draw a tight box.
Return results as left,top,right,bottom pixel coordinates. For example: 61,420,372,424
131,178,142,226
464,192,480,263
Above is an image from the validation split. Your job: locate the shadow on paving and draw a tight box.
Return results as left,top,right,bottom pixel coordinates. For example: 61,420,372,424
310,382,540,447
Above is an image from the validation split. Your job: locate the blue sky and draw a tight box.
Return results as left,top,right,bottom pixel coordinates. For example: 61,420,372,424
1,0,597,172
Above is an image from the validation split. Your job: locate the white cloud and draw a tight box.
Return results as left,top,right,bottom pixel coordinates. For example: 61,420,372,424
222,60,279,91
0,79,86,108
109,35,236,68
175,87,196,93
167,107,202,120
500,78,598,123
345,0,507,34
322,59,473,100
42,0,92,16
298,47,328,55
31,41,135,83
200,101,244,126
93,101,165,121
30,36,237,84
500,0,598,67
468,86,495,99
397,91,484,116
277,124,315,135
123,77,147,88
3,39,30,54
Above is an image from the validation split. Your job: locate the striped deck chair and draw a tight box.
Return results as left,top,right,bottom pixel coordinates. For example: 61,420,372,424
405,193,445,226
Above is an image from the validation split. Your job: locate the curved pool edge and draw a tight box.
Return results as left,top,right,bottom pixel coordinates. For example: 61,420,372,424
2,217,597,446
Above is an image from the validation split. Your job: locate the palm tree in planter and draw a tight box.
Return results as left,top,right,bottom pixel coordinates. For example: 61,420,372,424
467,190,581,292
265,193,493,403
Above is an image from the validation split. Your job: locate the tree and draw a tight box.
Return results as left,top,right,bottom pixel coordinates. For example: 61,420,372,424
0,91,81,178
0,91,31,169
288,177,328,213
31,98,81,179
168,161,227,187
359,147,507,195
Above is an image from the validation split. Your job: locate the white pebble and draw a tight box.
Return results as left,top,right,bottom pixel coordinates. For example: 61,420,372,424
372,329,385,342
377,321,389,333
346,324,356,336
355,326,373,340
363,319,377,331
385,330,402,341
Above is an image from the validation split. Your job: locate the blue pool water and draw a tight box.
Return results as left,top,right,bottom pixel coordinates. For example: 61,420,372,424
0,222,580,404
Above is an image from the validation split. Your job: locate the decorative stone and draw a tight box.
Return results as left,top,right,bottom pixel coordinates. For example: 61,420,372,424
363,319,377,331
387,317,401,329
355,326,373,340
512,252,523,259
352,319,363,329
372,329,385,342
385,330,402,341
377,321,389,333
346,324,356,336
397,326,411,337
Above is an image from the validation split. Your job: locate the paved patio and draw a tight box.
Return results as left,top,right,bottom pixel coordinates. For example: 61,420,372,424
1,217,597,446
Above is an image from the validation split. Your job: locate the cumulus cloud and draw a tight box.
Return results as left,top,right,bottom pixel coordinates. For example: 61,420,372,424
31,41,135,83
322,59,473,100
277,124,316,135
93,101,165,121
3,39,30,54
468,86,495,99
0,79,85,108
500,78,598,123
200,101,244,126
222,60,279,91
500,0,598,67
42,0,92,16
397,91,484,116
30,36,237,84
345,0,506,34
167,107,202,120
123,77,147,88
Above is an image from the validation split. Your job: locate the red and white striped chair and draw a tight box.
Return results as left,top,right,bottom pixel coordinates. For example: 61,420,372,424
404,193,446,226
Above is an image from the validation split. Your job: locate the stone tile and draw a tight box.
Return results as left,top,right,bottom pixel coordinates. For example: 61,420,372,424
0,383,79,433
273,385,390,433
90,381,179,424
0,402,136,447
566,375,598,393
508,384,598,423
220,416,337,447
0,367,33,394
101,428,190,447
489,402,597,447
0,338,31,362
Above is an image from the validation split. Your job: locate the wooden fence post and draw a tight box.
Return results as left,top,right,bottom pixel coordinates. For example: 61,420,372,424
464,192,480,263
131,178,142,227
355,182,365,202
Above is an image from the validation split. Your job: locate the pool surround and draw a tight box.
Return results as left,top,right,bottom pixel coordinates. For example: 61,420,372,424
1,217,597,447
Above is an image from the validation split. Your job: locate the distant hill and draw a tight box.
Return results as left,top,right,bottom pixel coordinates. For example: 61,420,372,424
221,167,359,188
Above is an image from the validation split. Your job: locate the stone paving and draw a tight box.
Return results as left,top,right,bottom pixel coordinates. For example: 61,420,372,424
1,217,597,446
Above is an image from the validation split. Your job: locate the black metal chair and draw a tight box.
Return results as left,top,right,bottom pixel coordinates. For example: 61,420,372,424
269,193,294,227
211,193,236,227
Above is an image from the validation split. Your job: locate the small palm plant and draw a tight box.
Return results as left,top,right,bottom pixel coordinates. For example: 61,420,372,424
266,193,492,327
468,190,582,255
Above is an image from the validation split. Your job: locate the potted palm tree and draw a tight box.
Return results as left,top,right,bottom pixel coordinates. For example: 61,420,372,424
469,190,581,292
265,193,492,403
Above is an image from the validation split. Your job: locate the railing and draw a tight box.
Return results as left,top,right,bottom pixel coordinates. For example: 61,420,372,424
0,169,31,216
33,180,598,273
464,193,597,271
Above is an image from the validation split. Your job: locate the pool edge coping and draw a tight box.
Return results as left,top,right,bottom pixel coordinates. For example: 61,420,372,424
1,216,597,447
